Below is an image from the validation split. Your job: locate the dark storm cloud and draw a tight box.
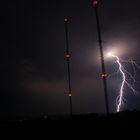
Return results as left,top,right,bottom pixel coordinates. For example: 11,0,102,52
1,0,140,117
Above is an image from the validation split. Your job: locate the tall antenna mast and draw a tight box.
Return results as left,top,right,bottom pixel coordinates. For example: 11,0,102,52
92,0,109,115
64,17,73,116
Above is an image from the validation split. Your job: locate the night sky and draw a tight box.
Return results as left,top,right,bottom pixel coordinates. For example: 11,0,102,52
1,0,140,118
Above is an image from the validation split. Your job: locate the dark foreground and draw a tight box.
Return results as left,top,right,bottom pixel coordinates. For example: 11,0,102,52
1,110,140,129
1,111,140,138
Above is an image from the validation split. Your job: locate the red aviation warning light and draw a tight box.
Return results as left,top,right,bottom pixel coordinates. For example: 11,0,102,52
93,0,98,5
68,93,72,97
101,72,107,78
66,54,70,61
64,18,68,22
66,54,70,58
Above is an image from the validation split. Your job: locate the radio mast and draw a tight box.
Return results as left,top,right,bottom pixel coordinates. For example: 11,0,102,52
92,0,109,115
64,17,73,116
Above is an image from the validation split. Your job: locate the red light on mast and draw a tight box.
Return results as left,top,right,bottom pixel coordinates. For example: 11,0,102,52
66,54,70,58
93,0,98,5
68,93,72,97
64,18,68,22
101,72,107,78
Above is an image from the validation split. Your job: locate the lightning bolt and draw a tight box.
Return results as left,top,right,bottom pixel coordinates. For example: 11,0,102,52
108,53,139,112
